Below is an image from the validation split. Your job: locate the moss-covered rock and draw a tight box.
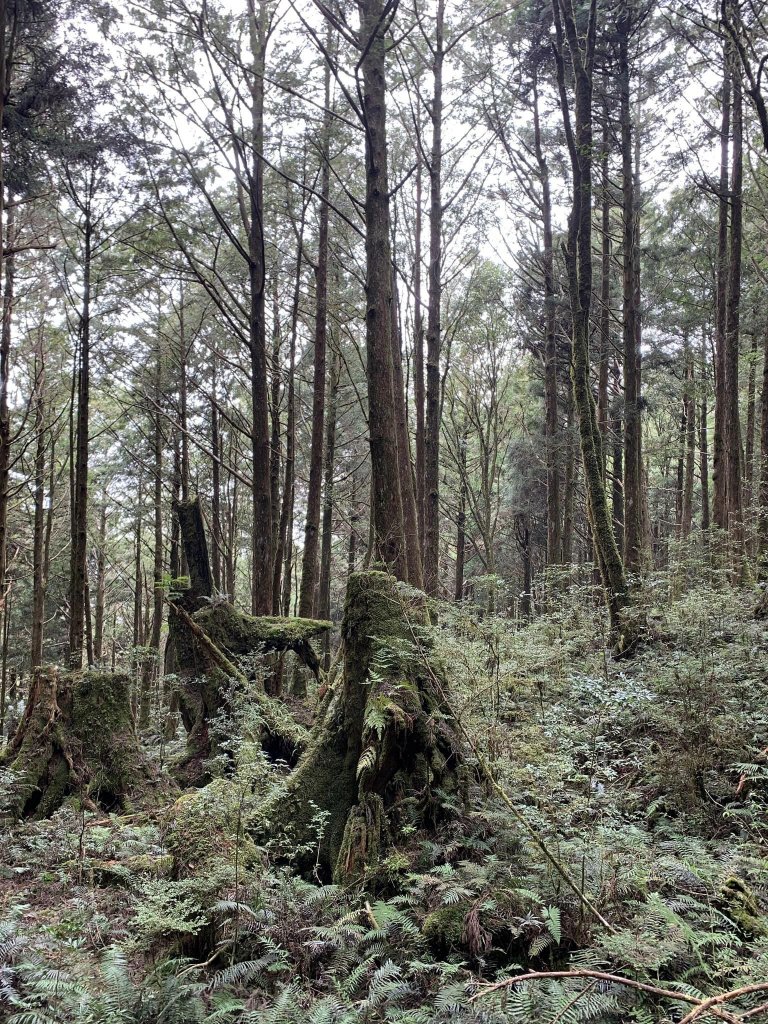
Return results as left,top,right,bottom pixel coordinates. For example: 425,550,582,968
422,903,470,952
165,779,258,879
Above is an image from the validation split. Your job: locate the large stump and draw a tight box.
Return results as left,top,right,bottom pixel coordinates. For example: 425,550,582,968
259,570,464,881
169,497,331,783
2,670,157,819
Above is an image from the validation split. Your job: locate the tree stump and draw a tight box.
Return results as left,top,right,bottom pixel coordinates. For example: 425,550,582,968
258,570,464,881
1,670,158,819
168,497,331,783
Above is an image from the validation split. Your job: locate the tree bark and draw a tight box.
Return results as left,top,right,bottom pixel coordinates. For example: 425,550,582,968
424,0,445,595
318,336,341,673
69,212,91,669
535,74,561,564
618,10,643,573
700,328,710,534
258,570,462,881
724,55,744,557
358,0,408,580
713,61,731,532
299,43,332,619
553,0,631,640
247,0,273,615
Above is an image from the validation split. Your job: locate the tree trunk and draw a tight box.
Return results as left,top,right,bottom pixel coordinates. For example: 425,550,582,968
745,331,758,513
724,56,744,559
700,328,710,534
681,346,695,540
454,424,467,601
210,349,223,591
713,61,731,532
318,336,341,674
424,0,445,595
299,45,332,619
414,157,425,552
69,212,91,670
359,0,409,581
535,75,561,564
169,497,329,782
140,373,164,730
2,669,160,819
597,115,611,484
759,326,768,565
0,199,14,646
618,11,643,573
31,333,47,670
554,0,631,641
247,0,273,616
93,505,107,665
275,230,304,614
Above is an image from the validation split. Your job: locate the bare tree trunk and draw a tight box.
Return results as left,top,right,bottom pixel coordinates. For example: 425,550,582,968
358,0,408,580
562,390,576,564
140,358,164,729
391,261,423,587
247,0,273,615
681,346,695,540
0,199,14,644
454,424,467,601
276,228,304,613
269,278,282,562
759,326,768,564
413,157,425,552
348,474,359,576
724,57,744,557
69,214,92,669
318,337,341,673
713,61,731,532
554,0,630,637
93,505,107,664
597,113,610,482
210,350,222,591
424,0,445,595
618,11,642,572
700,328,711,535
299,44,332,618
31,331,47,670
534,75,561,564
745,331,758,513
132,478,143,700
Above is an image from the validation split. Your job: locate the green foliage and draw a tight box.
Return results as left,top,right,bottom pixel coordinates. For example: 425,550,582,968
2,574,768,1022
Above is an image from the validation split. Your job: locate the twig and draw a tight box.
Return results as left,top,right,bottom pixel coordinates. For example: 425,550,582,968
677,984,768,1024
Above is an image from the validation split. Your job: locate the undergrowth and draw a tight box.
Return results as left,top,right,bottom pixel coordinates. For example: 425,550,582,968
1,567,767,1022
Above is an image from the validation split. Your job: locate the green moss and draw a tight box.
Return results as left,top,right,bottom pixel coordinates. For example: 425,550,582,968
3,670,162,819
166,779,257,878
721,876,767,937
422,903,470,951
195,604,331,654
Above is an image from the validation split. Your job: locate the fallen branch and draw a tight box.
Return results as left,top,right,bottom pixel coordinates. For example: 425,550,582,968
470,970,747,1024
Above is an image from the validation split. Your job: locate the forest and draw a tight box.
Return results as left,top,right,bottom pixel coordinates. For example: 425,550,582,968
0,0,768,1020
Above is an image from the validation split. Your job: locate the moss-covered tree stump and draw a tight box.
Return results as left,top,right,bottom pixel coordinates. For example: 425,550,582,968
169,600,331,783
258,570,463,881
168,496,332,784
1,670,159,819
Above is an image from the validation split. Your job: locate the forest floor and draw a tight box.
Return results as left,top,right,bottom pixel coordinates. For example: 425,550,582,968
1,563,767,1023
